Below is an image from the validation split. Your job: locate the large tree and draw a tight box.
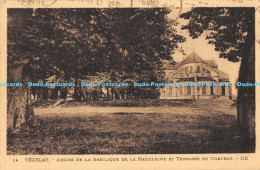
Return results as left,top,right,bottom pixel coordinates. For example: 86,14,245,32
180,7,255,151
7,8,184,130
7,9,107,130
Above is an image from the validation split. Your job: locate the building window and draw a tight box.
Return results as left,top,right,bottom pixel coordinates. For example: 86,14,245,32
187,86,191,95
211,86,214,95
222,86,225,95
190,66,193,73
197,66,200,73
202,86,206,95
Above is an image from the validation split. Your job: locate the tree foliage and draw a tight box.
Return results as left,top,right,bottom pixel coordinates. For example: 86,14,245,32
8,8,185,99
180,7,254,62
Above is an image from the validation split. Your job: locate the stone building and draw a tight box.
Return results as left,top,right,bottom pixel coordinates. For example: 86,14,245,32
160,52,232,99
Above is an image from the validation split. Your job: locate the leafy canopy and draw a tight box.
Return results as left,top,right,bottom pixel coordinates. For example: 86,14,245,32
180,7,254,62
8,8,185,84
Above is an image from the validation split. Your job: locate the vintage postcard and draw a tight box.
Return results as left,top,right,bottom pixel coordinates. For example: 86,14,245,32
0,0,260,169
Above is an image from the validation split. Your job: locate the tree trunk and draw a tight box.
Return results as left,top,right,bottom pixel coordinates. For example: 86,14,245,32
106,87,110,100
73,81,83,101
50,87,59,99
7,64,36,131
41,87,49,100
60,87,68,100
237,27,255,152
7,86,35,130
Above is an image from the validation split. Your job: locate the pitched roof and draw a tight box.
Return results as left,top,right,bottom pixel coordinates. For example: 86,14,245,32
204,60,218,68
176,52,206,68
208,67,229,81
163,61,180,70
163,53,219,70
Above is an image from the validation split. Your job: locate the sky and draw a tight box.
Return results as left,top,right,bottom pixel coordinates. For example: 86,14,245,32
168,8,241,95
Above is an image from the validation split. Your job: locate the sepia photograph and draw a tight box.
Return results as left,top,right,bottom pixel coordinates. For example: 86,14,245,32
5,6,255,157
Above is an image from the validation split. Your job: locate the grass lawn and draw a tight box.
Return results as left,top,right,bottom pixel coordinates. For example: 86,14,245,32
7,99,249,154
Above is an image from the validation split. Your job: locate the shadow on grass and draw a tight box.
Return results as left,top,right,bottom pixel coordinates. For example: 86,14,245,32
33,99,59,108
113,112,144,115
49,99,195,107
7,114,253,154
